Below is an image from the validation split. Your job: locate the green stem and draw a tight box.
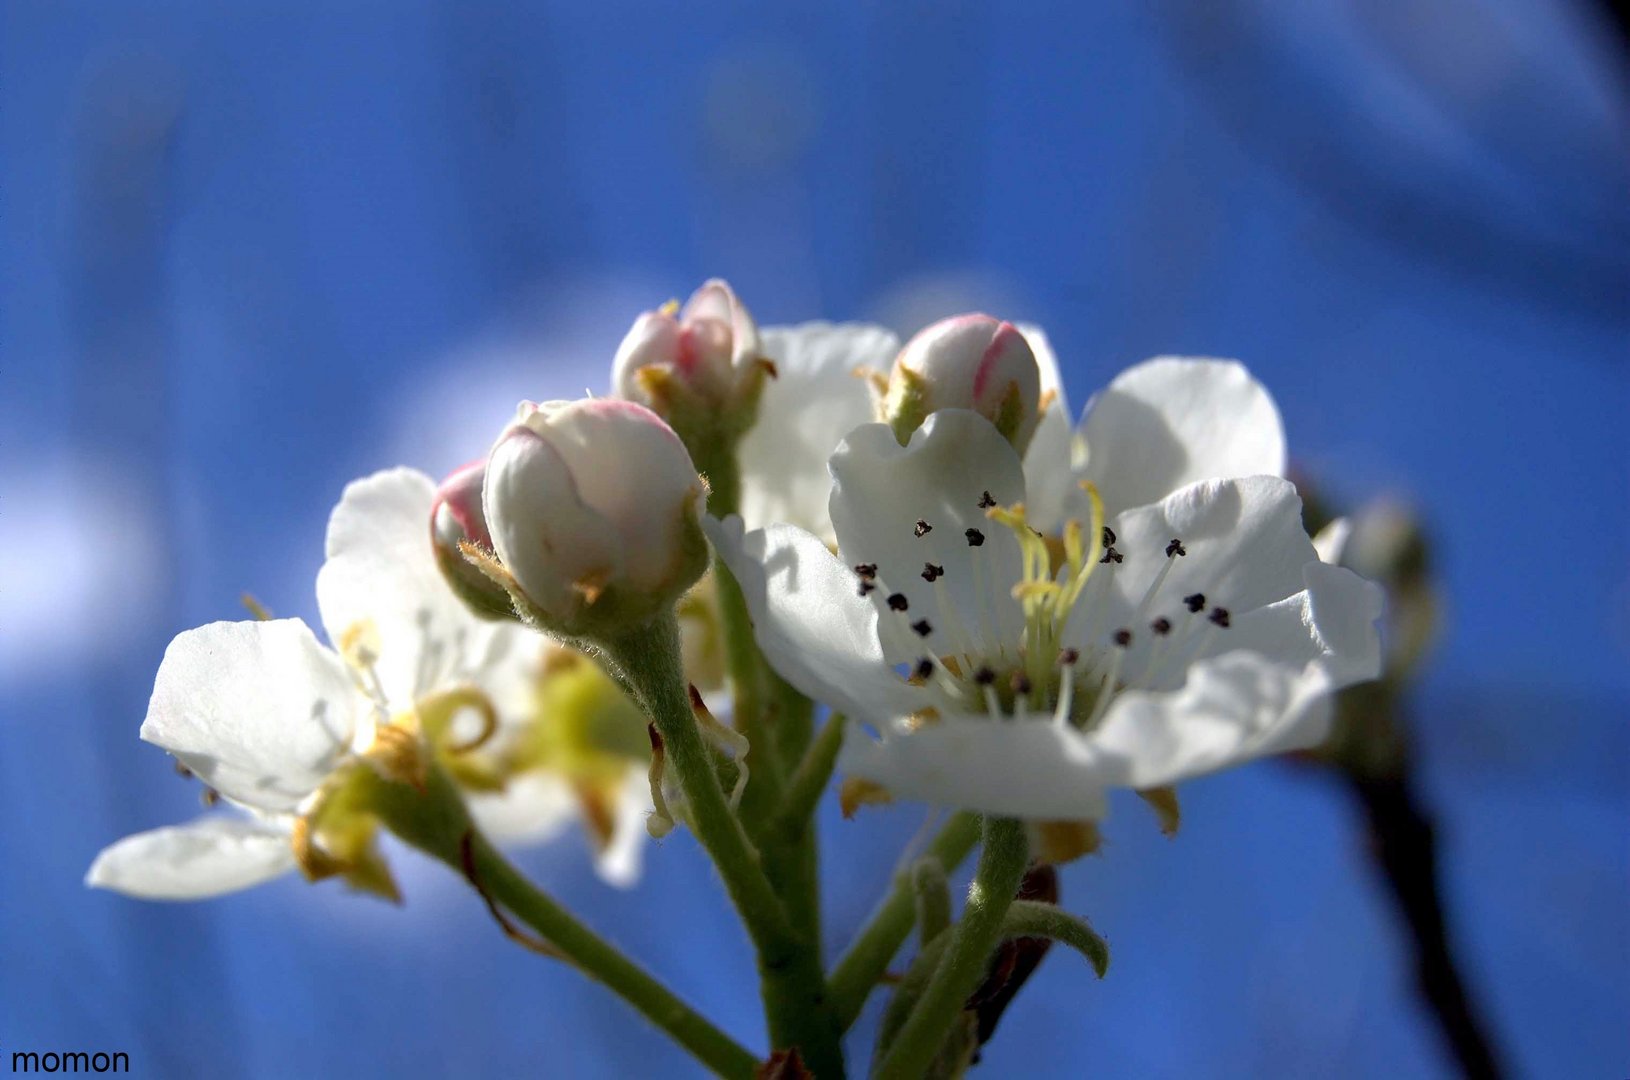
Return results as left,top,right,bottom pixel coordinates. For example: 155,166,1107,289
828,812,982,1030
713,554,785,828
366,768,757,1079
769,672,815,774
469,834,760,1079
874,817,1030,1080
772,716,846,835
693,433,830,1050
759,714,843,988
607,614,845,1078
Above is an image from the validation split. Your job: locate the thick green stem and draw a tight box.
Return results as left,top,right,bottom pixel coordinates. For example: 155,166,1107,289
607,614,845,1078
874,817,1030,1080
366,768,757,1079
759,714,843,986
828,812,982,1030
694,434,831,1051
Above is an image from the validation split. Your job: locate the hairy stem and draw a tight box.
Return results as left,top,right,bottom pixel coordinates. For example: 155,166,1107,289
828,812,982,1031
367,768,757,1078
873,817,1029,1080
608,614,844,1077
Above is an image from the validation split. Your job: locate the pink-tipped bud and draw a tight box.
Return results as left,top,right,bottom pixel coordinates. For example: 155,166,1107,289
611,279,766,413
884,314,1042,452
482,398,709,635
430,460,515,620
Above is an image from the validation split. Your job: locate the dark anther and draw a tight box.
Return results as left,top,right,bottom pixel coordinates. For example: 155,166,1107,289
1102,525,1117,547
854,562,878,580
911,619,933,637
1113,628,1133,647
914,657,935,680
200,787,221,808
974,666,997,686
1058,647,1080,666
1183,592,1207,613
857,581,877,597
922,562,945,583
1151,616,1172,636
1099,546,1123,564
1010,672,1033,695
914,519,933,537
1209,607,1231,628
966,527,986,547
1030,526,1044,538
1165,538,1186,558
887,593,910,612
174,761,195,779
978,490,997,509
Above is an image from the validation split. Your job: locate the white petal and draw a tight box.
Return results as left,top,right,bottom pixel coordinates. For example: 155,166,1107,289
1016,323,1087,533
705,516,923,723
468,772,578,847
839,715,1109,820
590,769,653,889
85,816,294,899
1086,653,1334,791
740,322,898,539
829,411,1028,663
1312,517,1352,565
1224,560,1385,687
1088,562,1383,789
1017,323,1069,420
1077,476,1317,654
142,620,357,811
316,467,494,707
1079,358,1285,513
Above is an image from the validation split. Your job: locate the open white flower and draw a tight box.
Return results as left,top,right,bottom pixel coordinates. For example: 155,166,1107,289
709,406,1381,821
87,469,648,900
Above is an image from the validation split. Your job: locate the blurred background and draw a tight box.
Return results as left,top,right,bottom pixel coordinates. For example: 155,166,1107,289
3,1,1627,1076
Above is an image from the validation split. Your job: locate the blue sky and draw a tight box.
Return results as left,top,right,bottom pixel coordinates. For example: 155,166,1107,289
3,2,1626,1076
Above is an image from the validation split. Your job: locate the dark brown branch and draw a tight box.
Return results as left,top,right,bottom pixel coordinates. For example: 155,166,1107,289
1347,770,1503,1079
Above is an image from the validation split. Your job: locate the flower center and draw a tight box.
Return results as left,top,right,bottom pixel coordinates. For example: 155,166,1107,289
852,486,1233,730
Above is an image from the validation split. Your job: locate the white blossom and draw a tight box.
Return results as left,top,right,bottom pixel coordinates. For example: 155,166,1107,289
88,469,646,899
710,363,1380,820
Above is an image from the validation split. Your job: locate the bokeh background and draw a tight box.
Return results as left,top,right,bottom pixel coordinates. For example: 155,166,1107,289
4,2,1627,1077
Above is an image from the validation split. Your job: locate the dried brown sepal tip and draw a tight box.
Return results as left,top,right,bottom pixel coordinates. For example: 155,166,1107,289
1138,785,1182,837
838,777,893,819
755,1048,813,1080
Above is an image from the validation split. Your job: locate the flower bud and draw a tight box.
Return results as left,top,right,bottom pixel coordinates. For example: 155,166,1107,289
611,279,772,442
430,460,517,620
482,398,709,637
883,314,1042,452
613,279,764,400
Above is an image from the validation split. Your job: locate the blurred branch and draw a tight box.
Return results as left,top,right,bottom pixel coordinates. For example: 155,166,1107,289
1345,763,1504,1080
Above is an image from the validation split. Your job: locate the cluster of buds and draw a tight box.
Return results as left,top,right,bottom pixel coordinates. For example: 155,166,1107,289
433,398,710,640
611,279,777,471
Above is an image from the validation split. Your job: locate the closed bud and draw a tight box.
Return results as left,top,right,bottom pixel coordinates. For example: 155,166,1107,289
481,398,709,637
884,314,1042,452
430,460,516,620
612,278,770,417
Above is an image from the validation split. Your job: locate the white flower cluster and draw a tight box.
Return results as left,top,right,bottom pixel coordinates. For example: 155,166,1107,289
90,277,1382,901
